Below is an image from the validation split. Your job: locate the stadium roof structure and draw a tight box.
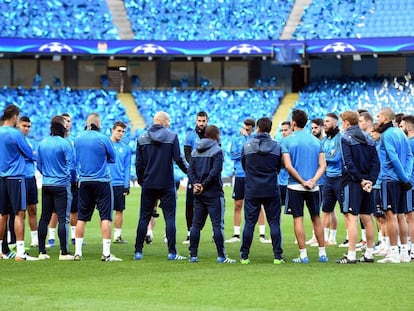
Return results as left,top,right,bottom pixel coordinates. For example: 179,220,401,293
1,37,414,59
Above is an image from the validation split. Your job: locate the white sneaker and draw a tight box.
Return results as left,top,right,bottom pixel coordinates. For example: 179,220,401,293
182,236,190,244
400,253,411,263
310,242,319,247
377,255,401,264
338,239,349,248
327,240,337,246
15,253,39,261
59,252,75,261
38,253,50,260
305,237,317,245
225,236,241,243
259,236,272,244
101,254,123,262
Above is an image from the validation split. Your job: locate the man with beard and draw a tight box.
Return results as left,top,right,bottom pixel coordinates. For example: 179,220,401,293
320,113,342,246
182,111,208,244
0,104,36,260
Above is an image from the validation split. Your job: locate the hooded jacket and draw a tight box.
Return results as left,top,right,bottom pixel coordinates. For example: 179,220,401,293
187,138,223,198
136,124,187,189
242,132,282,199
341,125,379,185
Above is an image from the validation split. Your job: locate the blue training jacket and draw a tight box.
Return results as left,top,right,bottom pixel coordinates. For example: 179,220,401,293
242,132,282,198
109,140,132,188
230,133,251,177
188,138,224,198
0,126,33,177
379,126,413,183
37,135,74,186
341,125,379,185
136,124,188,189
75,129,115,182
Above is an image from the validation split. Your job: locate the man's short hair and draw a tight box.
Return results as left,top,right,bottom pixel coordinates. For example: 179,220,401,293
326,113,338,120
281,121,291,127
256,117,272,133
113,121,127,130
197,111,208,119
359,112,373,123
311,118,324,126
402,115,414,127
243,118,255,127
395,112,405,125
62,112,70,118
372,122,381,133
19,116,31,123
2,104,20,121
205,125,220,140
291,109,308,129
340,111,359,126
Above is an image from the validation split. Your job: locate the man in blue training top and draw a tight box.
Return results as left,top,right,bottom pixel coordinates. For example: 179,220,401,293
320,113,342,246
134,111,188,261
281,109,327,264
335,111,379,264
377,107,413,263
17,116,39,248
37,115,75,260
187,125,236,263
182,111,208,244
226,118,271,244
0,104,36,261
74,112,121,262
240,117,284,265
109,121,132,244
400,115,414,261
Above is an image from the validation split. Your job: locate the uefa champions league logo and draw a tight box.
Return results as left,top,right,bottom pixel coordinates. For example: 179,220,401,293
132,44,168,54
38,42,73,53
228,44,262,54
322,42,356,52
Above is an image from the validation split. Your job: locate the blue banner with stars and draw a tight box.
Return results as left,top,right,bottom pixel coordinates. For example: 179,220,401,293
1,37,413,56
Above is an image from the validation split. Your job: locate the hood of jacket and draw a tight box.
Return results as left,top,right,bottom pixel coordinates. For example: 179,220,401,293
249,133,274,154
346,125,368,144
195,138,218,153
147,124,169,145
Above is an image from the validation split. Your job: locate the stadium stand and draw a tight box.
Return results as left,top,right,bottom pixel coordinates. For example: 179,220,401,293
0,0,119,39
124,0,294,40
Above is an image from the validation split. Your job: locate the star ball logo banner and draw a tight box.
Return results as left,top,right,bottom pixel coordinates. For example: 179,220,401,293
1,37,414,56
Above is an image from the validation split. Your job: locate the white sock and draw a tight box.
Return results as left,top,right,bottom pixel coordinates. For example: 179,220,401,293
365,247,374,259
361,229,366,241
259,225,265,236
7,230,11,243
71,226,76,240
311,230,316,240
31,231,38,245
378,230,383,242
146,229,153,236
75,238,84,256
400,244,408,257
16,240,25,257
0,240,3,253
114,228,121,240
390,245,399,258
328,229,337,242
103,239,111,257
234,226,240,236
385,236,391,251
347,250,356,261
48,228,56,240
299,248,307,259
324,228,329,241
345,230,349,240
318,247,326,257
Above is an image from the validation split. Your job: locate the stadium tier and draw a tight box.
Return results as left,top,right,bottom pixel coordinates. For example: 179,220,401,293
0,86,129,140
0,0,118,39
294,76,414,123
